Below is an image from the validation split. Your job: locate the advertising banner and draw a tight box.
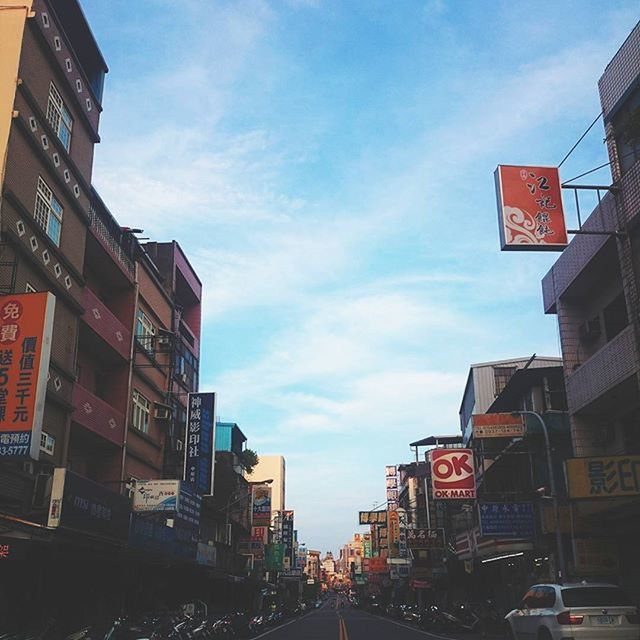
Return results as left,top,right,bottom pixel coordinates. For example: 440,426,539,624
133,479,180,512
252,526,269,543
430,448,476,499
363,533,372,558
407,528,445,549
574,538,618,576
368,557,388,573
388,510,400,558
495,165,568,251
566,455,640,499
359,510,387,525
472,413,525,439
282,510,294,561
478,503,535,538
48,468,131,541
239,536,265,560
184,392,216,495
252,485,272,526
0,292,55,460
196,543,217,568
265,542,285,571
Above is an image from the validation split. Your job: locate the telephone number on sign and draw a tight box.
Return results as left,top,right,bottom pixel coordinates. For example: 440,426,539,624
0,445,29,456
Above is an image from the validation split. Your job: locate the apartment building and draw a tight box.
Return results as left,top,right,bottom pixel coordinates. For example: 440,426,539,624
541,21,640,597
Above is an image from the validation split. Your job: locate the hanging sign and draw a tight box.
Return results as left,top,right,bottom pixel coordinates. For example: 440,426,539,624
495,165,568,251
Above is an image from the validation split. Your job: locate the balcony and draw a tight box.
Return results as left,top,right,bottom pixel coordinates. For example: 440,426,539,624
566,324,639,413
72,383,125,446
81,286,131,361
88,205,135,279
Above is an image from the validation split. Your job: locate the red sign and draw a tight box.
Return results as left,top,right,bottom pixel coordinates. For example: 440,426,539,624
430,448,476,499
0,292,55,459
495,165,568,251
368,557,388,574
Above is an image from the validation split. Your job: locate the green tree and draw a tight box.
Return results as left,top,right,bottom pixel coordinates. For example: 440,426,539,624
241,448,259,474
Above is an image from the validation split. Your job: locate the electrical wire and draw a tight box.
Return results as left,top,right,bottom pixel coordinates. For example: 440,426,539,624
558,111,603,168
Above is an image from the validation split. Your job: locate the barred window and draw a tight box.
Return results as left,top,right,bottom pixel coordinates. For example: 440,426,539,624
34,177,63,245
46,83,72,151
132,390,151,433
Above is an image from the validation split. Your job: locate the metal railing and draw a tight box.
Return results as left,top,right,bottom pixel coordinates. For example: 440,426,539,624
88,206,135,276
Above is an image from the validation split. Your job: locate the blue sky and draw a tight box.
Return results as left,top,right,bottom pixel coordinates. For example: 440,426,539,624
81,0,638,554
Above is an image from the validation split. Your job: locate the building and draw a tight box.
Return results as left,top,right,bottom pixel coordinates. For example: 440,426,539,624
459,356,562,444
251,454,286,514
541,20,640,598
0,0,211,625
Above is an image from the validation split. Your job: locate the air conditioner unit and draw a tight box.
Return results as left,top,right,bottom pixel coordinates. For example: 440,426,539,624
579,317,601,343
154,404,172,420
175,438,184,452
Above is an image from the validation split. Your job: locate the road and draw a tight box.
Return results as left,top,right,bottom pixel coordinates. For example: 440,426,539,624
253,598,482,640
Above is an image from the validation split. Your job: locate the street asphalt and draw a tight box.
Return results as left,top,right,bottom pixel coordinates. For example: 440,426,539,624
253,598,489,640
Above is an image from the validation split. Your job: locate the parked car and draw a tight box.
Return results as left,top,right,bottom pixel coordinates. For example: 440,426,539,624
505,582,640,639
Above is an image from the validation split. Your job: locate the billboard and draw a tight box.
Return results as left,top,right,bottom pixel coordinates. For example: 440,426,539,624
359,510,387,525
566,455,640,499
265,542,285,571
184,392,216,495
133,479,180,512
472,413,525,439
0,292,55,460
48,468,131,541
251,484,272,526
281,510,294,561
388,510,400,558
478,503,535,538
368,557,388,573
430,448,476,499
495,165,568,251
407,528,445,549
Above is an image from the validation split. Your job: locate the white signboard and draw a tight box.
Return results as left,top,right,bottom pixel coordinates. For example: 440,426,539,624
133,479,181,512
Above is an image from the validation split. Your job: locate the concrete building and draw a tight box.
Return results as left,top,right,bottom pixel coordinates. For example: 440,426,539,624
542,20,640,597
250,454,286,513
459,356,563,445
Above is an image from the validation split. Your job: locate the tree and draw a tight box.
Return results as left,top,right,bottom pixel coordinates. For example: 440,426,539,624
240,448,259,474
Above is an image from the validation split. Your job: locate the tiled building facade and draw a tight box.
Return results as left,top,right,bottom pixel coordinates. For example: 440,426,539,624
542,21,640,596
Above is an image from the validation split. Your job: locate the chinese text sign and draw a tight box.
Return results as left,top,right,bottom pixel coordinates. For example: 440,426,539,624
184,392,216,495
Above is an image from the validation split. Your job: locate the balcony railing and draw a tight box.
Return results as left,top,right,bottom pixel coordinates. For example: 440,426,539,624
566,324,638,413
81,286,131,361
72,383,125,446
88,206,135,276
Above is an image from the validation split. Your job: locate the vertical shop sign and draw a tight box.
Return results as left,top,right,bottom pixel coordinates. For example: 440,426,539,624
0,293,55,460
251,485,272,526
184,392,216,495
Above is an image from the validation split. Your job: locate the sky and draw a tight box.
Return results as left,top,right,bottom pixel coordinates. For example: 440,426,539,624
81,0,638,554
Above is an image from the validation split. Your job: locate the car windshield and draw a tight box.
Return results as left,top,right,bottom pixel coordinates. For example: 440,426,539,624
561,587,633,607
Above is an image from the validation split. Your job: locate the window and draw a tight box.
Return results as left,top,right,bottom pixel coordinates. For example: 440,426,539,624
131,390,151,433
40,431,55,455
46,83,72,151
34,177,63,245
561,587,632,607
603,293,628,341
136,309,156,351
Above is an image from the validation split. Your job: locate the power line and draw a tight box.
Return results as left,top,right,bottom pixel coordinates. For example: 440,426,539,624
558,111,603,168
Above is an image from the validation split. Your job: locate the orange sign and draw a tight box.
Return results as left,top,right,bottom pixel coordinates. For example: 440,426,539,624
495,165,568,251
472,413,525,438
388,511,400,557
0,292,55,459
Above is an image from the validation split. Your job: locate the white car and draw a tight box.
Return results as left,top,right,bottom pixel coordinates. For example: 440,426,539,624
505,582,640,639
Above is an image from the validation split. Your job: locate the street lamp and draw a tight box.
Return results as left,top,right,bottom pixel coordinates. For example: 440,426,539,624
512,410,567,583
